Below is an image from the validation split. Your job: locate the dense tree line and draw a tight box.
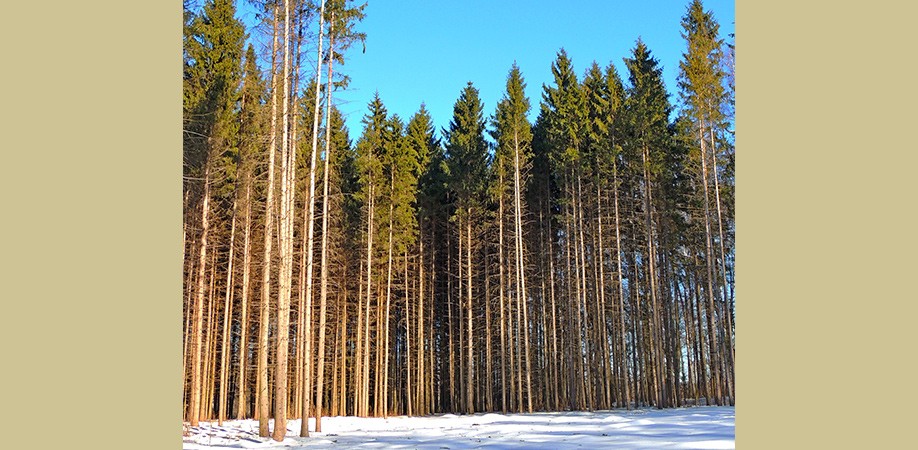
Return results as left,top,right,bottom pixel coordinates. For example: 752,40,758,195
183,0,734,440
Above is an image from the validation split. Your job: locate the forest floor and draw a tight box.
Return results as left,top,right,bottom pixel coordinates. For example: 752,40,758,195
183,406,735,449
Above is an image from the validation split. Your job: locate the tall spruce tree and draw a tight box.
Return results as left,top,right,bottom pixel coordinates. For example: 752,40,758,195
492,64,534,412
444,82,489,414
540,49,589,410
354,93,388,417
623,38,673,408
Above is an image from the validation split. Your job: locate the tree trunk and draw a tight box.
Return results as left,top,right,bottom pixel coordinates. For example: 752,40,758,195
612,161,630,409
315,21,335,432
361,187,374,417
218,197,238,425
383,171,395,418
498,177,507,413
188,162,211,426
417,238,425,415
272,0,294,440
257,3,280,436
698,124,723,406
513,133,532,413
640,144,665,409
237,168,253,419
466,208,474,415
709,128,734,404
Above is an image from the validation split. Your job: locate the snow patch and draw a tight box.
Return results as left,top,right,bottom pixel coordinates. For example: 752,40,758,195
184,406,735,449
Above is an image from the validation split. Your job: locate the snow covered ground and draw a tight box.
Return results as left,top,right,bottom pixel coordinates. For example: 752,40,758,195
183,406,734,449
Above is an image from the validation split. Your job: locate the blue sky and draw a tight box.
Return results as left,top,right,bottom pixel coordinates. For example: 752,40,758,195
237,0,734,141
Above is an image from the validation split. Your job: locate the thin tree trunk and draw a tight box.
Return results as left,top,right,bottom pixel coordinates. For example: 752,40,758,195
709,128,734,404
641,144,665,409
466,209,474,414
337,285,348,415
315,21,335,432
498,177,507,413
513,133,533,413
449,227,456,412
698,124,723,406
575,173,590,410
257,3,280,436
406,252,413,415
219,197,238,425
203,254,218,418
361,187,373,417
612,161,630,409
272,0,294,440
417,238,425,415
237,169,253,419
188,161,211,427
383,171,395,418
355,245,365,416
299,0,326,435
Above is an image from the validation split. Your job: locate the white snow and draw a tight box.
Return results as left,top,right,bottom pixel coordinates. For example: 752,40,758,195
183,406,734,449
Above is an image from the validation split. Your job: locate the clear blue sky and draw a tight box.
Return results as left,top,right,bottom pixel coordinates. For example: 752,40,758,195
238,0,735,142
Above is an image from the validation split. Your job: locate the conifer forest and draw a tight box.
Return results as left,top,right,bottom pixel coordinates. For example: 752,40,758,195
183,0,735,440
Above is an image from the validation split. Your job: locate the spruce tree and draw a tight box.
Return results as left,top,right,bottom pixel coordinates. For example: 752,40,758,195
623,38,674,408
492,63,534,412
541,48,589,410
444,82,489,414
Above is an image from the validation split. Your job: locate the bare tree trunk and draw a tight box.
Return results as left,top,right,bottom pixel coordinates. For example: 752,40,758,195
483,246,492,412
513,132,532,413
406,252,413,415
287,5,305,419
361,188,374,417
709,128,734,404
354,248,364,415
237,170,253,418
183,238,195,418
417,238,425,415
315,21,335,432
698,125,723,406
498,178,507,413
383,171,395,418
514,210,524,411
272,0,294,440
640,144,665,409
465,209,474,414
449,228,456,412
575,173,590,411
257,3,281,436
218,198,238,425
612,161,631,409
428,244,435,414
594,184,612,409
547,209,559,410
203,254,218,418
189,162,211,427
338,286,348,415
298,0,328,435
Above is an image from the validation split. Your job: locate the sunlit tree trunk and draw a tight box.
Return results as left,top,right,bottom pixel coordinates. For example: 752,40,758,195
237,169,253,419
218,197,237,425
315,20,335,432
299,0,327,436
188,162,211,427
257,3,280,436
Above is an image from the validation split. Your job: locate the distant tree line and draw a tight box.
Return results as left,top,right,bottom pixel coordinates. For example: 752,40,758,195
183,0,734,440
